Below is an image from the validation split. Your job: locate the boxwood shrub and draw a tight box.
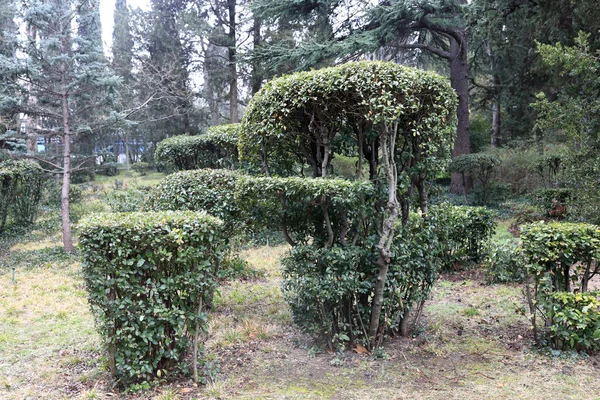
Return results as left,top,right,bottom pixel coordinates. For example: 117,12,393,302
154,124,240,171
281,213,444,347
521,221,600,348
78,211,226,385
144,169,241,230
430,203,497,270
0,159,47,230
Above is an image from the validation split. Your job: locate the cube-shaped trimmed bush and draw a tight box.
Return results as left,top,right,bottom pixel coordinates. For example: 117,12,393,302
79,211,225,384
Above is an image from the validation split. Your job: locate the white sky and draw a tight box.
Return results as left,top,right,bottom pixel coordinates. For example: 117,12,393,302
99,0,151,54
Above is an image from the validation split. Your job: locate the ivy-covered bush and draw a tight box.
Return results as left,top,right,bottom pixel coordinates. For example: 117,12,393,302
0,159,47,230
144,169,241,230
155,124,240,171
521,221,600,347
430,203,497,269
78,211,225,385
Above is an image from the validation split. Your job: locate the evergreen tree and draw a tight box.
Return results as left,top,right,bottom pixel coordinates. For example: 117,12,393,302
0,0,22,152
112,0,133,82
0,0,120,251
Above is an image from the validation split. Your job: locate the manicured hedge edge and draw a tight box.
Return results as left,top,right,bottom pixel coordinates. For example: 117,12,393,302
144,169,241,228
78,211,226,385
154,124,240,171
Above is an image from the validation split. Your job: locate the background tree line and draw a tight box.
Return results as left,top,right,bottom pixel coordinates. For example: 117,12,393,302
1,0,600,250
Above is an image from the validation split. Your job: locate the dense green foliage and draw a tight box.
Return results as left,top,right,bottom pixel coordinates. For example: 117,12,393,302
241,61,457,347
241,61,456,180
237,176,375,247
154,124,240,171
484,239,526,284
282,213,442,346
450,153,500,205
0,159,46,231
548,291,600,351
105,188,149,213
431,203,497,269
521,222,600,348
78,211,226,385
145,169,241,230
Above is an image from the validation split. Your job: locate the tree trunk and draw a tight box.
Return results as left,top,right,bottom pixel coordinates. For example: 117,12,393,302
368,124,399,349
491,96,501,147
448,32,472,194
228,0,238,123
61,91,74,253
251,16,262,95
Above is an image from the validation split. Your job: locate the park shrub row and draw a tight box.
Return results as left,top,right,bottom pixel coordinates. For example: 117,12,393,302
485,221,600,351
521,221,600,350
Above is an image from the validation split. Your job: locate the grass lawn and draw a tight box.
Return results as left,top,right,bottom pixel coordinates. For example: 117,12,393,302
1,172,599,399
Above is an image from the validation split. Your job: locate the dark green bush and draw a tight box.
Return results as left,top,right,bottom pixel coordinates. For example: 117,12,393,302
484,239,526,284
145,169,241,230
105,188,149,212
131,162,150,176
281,213,443,347
532,188,572,217
78,211,226,385
430,203,497,269
281,245,374,347
240,61,458,347
450,153,500,205
236,175,375,246
548,291,600,351
96,162,119,177
155,124,240,171
0,159,47,230
522,221,600,348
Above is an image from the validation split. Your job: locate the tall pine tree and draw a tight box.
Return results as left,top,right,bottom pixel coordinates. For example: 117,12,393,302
0,0,120,251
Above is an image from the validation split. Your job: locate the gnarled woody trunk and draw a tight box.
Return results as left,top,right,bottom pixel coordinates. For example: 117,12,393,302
368,123,399,349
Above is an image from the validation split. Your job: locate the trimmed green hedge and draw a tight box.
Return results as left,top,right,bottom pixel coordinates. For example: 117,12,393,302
548,291,600,351
154,124,240,171
236,175,375,246
430,203,497,269
0,159,46,230
144,169,241,230
521,221,600,348
78,211,226,385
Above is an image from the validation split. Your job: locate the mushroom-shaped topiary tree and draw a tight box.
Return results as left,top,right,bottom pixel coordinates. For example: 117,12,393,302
241,61,457,349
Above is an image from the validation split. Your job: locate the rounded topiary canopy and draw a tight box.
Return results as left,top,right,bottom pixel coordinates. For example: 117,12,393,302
241,61,457,178
239,61,458,348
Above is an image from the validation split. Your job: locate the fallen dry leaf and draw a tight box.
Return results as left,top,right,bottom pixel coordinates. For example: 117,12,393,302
353,344,369,354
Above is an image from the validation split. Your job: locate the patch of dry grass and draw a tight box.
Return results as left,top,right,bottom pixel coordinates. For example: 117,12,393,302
2,224,600,399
